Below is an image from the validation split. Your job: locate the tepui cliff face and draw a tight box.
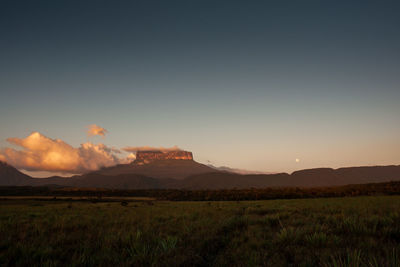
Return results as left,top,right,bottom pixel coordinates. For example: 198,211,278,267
133,150,193,165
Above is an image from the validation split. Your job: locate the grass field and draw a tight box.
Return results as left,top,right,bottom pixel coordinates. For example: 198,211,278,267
1,196,400,266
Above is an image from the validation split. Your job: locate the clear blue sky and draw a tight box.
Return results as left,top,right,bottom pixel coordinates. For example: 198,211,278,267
1,0,399,174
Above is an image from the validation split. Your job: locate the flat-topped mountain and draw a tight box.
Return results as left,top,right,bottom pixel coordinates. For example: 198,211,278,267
94,150,214,179
95,160,215,179
134,150,193,164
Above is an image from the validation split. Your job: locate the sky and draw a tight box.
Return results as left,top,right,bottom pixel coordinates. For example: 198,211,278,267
0,0,399,176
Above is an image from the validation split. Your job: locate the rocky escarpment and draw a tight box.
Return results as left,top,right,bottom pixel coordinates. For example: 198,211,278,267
133,150,193,165
90,149,212,179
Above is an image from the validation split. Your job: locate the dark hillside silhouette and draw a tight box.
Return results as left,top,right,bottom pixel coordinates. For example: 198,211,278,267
1,160,400,189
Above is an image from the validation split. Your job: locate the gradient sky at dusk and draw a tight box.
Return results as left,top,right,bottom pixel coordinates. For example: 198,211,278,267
1,1,399,175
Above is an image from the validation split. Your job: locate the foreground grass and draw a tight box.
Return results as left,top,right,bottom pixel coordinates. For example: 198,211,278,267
1,196,400,266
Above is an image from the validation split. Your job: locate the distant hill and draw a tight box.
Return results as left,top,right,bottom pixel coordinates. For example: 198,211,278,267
180,165,400,189
12,173,162,189
62,173,162,189
207,165,276,175
291,166,400,187
0,161,33,186
177,172,291,189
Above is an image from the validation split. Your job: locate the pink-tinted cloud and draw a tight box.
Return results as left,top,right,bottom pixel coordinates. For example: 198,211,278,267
0,132,123,173
87,124,108,137
123,146,181,153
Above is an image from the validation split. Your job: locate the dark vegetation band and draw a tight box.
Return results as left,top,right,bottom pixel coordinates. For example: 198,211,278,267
2,181,400,201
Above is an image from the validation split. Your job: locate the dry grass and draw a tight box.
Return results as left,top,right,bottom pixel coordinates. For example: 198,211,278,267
1,196,400,266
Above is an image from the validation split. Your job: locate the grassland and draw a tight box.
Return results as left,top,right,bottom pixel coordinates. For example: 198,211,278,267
1,196,400,266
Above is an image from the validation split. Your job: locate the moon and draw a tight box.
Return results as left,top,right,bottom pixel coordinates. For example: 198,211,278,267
295,158,300,163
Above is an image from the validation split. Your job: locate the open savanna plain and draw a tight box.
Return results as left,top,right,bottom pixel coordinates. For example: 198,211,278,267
1,196,400,266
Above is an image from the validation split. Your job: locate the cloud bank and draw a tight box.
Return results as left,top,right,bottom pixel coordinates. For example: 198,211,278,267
123,146,181,153
0,132,123,173
87,124,107,137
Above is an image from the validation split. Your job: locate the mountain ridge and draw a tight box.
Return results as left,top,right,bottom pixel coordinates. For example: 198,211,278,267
0,161,34,186
93,159,217,179
1,160,400,189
